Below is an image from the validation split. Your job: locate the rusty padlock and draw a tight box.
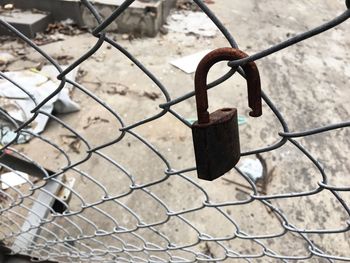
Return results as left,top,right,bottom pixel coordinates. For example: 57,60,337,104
192,47,262,181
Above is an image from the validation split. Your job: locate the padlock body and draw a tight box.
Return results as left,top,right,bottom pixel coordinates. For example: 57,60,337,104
192,108,240,181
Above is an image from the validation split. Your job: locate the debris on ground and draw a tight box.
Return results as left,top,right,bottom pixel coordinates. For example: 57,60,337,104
75,68,88,83
106,84,129,96
238,116,247,125
45,19,83,36
0,191,8,203
121,33,133,41
0,65,80,144
165,11,218,37
34,33,66,46
83,116,109,130
201,242,215,259
1,171,29,190
91,53,106,62
52,55,74,65
60,134,81,153
170,50,210,74
0,52,15,67
176,0,214,11
34,19,85,46
0,126,31,145
237,158,264,182
143,91,160,100
104,83,160,100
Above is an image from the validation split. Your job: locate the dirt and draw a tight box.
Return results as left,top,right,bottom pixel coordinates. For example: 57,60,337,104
0,0,349,262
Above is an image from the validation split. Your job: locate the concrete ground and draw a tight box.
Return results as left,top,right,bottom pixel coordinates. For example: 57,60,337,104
0,0,350,262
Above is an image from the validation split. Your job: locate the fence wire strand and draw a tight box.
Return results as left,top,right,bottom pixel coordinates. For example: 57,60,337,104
0,0,350,262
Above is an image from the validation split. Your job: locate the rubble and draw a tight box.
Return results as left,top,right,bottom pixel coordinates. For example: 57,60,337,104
0,65,80,144
34,19,85,46
165,11,218,37
176,0,214,11
0,52,15,67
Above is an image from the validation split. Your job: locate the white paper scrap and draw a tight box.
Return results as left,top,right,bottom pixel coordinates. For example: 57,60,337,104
170,50,210,74
238,158,263,182
1,171,29,190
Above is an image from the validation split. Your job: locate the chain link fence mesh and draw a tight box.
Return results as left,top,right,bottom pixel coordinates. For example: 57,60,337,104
0,0,350,262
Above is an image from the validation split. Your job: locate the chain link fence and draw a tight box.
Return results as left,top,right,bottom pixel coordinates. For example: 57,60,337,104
0,0,350,262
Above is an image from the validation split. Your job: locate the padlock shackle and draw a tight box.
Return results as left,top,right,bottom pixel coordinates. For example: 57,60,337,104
195,47,262,124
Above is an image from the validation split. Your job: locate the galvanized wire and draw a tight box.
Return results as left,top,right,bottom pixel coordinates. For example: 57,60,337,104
0,0,350,262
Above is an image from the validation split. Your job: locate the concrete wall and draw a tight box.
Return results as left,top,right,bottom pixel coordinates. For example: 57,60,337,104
0,0,177,37
81,0,163,36
0,0,84,25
